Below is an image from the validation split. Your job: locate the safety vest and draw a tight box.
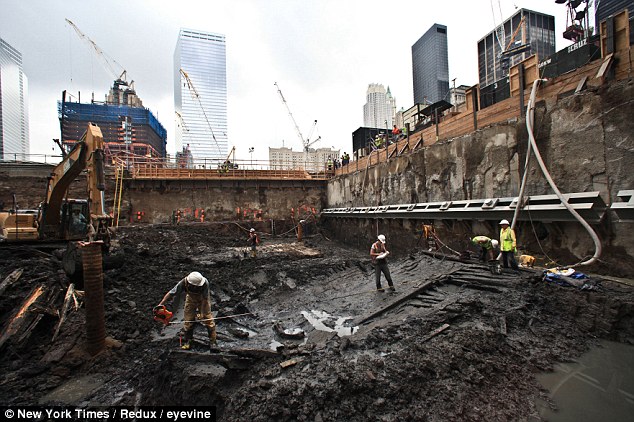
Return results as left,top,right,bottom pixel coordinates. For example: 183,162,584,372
500,227,516,252
472,236,492,249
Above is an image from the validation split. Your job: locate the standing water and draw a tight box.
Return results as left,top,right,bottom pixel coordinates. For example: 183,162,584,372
536,340,634,422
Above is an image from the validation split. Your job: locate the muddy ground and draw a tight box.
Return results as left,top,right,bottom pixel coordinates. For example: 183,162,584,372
1,223,633,421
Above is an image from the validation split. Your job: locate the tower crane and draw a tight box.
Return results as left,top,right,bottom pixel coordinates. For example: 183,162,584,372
179,68,222,154
65,18,128,85
274,82,320,152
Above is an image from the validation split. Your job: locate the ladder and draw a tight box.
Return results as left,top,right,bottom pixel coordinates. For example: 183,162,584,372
113,160,125,227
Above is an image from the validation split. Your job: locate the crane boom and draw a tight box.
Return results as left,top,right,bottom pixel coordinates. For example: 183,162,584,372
274,82,307,149
65,18,127,82
179,68,221,154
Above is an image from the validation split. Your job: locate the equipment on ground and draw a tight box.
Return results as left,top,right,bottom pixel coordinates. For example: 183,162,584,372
488,260,503,275
153,305,174,326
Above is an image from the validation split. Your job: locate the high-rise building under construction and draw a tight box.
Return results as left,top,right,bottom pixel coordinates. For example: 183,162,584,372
174,29,228,161
58,79,167,162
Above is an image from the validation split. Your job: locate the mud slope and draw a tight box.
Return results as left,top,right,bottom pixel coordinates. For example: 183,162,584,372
0,223,632,421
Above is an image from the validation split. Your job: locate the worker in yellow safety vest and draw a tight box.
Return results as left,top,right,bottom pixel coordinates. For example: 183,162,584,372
499,219,519,270
471,236,499,262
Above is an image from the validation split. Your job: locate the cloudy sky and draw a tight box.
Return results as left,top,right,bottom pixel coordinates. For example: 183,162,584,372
1,0,577,162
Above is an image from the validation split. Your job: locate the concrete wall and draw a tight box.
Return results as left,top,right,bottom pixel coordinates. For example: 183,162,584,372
324,80,634,277
0,165,325,227
124,179,325,224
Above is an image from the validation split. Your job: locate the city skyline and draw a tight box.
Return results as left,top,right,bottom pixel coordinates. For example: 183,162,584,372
0,1,577,163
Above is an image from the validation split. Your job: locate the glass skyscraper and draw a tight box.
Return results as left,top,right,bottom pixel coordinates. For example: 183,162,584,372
0,37,29,160
412,24,449,105
174,29,227,161
477,9,555,87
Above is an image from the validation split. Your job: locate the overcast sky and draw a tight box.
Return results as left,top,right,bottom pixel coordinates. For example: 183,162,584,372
1,0,578,162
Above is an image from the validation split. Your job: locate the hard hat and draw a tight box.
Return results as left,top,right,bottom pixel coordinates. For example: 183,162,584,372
250,228,255,232
499,219,510,225
186,271,206,286
377,234,386,243
491,239,499,248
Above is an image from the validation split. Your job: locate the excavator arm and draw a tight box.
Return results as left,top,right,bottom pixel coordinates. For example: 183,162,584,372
39,123,110,243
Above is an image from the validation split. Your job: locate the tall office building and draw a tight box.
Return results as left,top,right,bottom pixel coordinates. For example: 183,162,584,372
363,83,396,129
477,9,555,87
412,24,449,105
0,38,29,160
174,29,227,161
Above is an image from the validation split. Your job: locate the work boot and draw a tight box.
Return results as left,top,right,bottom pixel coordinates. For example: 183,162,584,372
389,286,396,293
376,287,385,293
181,340,192,350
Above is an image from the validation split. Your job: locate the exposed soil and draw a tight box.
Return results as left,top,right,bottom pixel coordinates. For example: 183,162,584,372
1,223,633,421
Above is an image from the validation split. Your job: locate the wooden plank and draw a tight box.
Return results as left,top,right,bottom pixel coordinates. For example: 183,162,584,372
0,285,45,349
419,323,450,344
0,268,23,296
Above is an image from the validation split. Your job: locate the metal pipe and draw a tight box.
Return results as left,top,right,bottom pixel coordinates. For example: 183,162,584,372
82,242,106,355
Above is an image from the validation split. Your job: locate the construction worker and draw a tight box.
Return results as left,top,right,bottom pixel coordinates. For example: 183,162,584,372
200,209,206,223
392,125,401,142
176,209,182,225
326,157,333,171
157,271,217,351
471,235,499,262
499,219,519,271
247,228,260,258
341,152,350,166
370,234,395,292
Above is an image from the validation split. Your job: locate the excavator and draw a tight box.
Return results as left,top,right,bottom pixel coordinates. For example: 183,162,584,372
0,123,113,277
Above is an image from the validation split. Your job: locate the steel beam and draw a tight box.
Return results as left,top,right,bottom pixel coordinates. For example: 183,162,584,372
321,192,607,223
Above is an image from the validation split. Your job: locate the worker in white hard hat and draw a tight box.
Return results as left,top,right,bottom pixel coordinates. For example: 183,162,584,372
370,234,395,292
157,271,216,351
247,228,260,258
499,219,519,271
471,235,499,262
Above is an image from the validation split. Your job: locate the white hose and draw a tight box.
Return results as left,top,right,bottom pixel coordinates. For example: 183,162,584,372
517,79,602,266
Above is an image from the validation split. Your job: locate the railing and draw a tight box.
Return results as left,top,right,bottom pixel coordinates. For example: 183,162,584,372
0,153,64,164
112,157,335,181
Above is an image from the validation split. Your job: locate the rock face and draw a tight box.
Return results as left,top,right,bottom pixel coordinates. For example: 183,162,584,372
325,80,634,276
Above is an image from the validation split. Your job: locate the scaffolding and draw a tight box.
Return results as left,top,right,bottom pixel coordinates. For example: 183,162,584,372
58,99,167,163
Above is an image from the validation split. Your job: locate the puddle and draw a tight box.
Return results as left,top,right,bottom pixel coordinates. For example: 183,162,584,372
536,340,634,422
301,310,358,337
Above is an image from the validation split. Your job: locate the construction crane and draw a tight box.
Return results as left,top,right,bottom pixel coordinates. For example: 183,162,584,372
179,68,222,154
65,18,128,85
499,15,530,67
274,82,320,152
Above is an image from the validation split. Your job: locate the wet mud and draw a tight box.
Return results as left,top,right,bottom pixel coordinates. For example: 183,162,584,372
1,223,633,421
